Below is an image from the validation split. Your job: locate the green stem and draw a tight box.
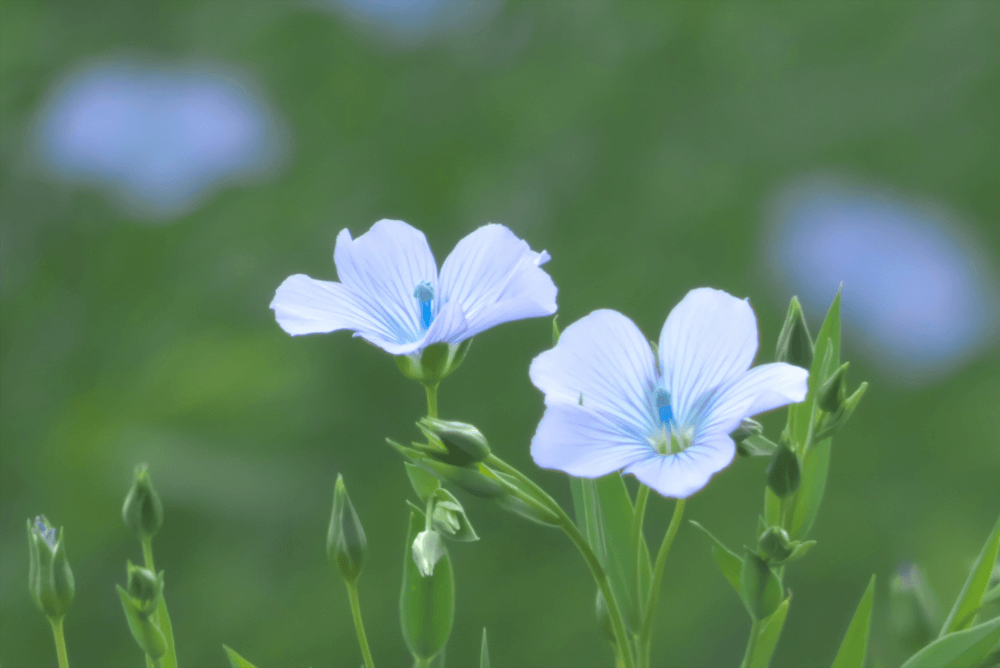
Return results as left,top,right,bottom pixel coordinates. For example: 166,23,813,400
141,538,155,572
740,618,761,668
486,455,635,668
424,383,438,418
345,580,375,668
415,658,432,668
49,617,70,668
638,498,686,665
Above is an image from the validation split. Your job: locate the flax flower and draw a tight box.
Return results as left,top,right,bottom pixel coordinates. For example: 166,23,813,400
271,219,557,355
529,288,809,497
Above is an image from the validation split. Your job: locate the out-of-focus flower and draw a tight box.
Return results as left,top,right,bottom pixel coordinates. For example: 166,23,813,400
271,219,557,356
34,59,286,220
766,177,999,383
529,288,808,498
322,0,501,47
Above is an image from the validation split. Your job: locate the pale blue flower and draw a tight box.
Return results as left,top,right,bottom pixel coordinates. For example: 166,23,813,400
271,219,558,355
529,288,809,498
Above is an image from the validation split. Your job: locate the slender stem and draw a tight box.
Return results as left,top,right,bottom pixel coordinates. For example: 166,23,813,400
740,618,761,668
424,383,438,418
416,658,432,668
638,498,686,665
632,484,651,618
345,580,375,668
486,455,635,668
141,538,155,572
49,617,70,668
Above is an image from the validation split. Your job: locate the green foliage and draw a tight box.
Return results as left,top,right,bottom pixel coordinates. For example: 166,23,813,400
400,512,455,662
689,521,743,595
746,597,791,668
480,628,491,668
831,576,876,668
940,513,1000,635
741,551,783,620
900,617,1000,668
223,644,260,668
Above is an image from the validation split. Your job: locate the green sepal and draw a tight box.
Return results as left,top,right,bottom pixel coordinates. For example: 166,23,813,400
689,520,743,595
737,433,780,458
125,560,164,617
746,596,791,668
428,488,478,542
775,296,814,369
26,518,75,620
940,512,1000,635
327,474,367,583
757,527,794,562
405,462,441,504
831,575,876,668
480,628,491,668
417,418,491,466
118,584,167,659
551,316,560,346
901,616,1000,668
395,340,472,386
766,444,801,499
769,540,816,566
401,511,455,661
222,645,259,668
789,439,831,540
818,362,850,414
741,550,783,620
389,439,505,499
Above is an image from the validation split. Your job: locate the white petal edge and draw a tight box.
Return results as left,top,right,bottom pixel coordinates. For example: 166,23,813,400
659,288,759,426
333,219,438,346
531,402,653,478
439,224,557,339
271,274,397,342
702,362,809,435
530,309,658,435
624,432,736,498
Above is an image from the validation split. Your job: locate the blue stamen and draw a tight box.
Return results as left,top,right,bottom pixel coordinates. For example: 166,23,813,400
414,281,435,329
654,387,673,426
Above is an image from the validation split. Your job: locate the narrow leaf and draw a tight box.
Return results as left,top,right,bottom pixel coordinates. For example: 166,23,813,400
689,520,743,595
401,511,455,661
222,645,259,668
748,596,791,668
406,462,440,504
595,473,642,632
157,596,177,668
793,288,841,449
480,628,490,668
764,487,781,528
790,439,831,540
940,513,1000,635
901,616,1000,668
831,575,876,668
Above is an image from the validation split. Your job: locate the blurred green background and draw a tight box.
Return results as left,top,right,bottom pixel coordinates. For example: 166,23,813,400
2,2,999,666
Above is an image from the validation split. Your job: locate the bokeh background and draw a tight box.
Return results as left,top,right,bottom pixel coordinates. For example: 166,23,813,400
2,2,999,666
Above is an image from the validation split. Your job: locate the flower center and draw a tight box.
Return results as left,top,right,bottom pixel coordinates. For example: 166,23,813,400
649,387,692,455
414,281,434,329
654,387,673,426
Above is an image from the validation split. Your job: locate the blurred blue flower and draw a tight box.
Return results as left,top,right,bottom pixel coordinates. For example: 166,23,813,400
529,289,808,498
33,515,57,549
766,177,999,383
325,0,501,46
271,219,558,355
34,59,286,220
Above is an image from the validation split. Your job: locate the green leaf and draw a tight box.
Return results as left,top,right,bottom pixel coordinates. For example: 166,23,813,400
157,596,178,668
831,575,876,668
222,645,259,668
764,488,781,527
940,513,1000,635
595,473,643,632
901,616,1000,668
117,585,167,659
406,462,440,504
790,439,831,540
792,288,841,450
748,596,791,668
689,521,743,595
401,511,455,661
480,628,491,668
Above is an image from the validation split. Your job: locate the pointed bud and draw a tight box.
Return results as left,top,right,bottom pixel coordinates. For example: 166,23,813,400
412,530,447,577
766,443,801,498
757,526,794,562
818,362,850,414
428,488,478,542
27,516,75,620
418,417,491,466
122,464,163,541
775,296,813,369
125,561,164,618
395,340,473,386
733,418,779,457
741,550,783,619
327,474,367,583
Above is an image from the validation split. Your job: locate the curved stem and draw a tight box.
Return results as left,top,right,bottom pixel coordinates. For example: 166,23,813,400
424,384,438,418
638,498,686,665
49,617,70,668
487,455,635,668
740,618,761,668
345,580,375,668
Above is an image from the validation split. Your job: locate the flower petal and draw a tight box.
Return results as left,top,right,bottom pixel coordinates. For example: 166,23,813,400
271,274,392,338
625,433,736,498
530,309,658,435
531,402,652,477
703,362,809,435
379,301,470,356
439,224,557,339
333,219,438,346
659,288,759,426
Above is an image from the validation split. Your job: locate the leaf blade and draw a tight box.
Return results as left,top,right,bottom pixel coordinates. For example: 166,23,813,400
222,645,259,668
689,520,743,595
901,616,1000,668
400,512,455,661
940,513,1000,635
748,596,791,668
831,575,876,668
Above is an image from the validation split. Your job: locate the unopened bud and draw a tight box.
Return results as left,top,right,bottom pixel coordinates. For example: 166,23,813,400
125,561,163,617
766,443,801,498
418,417,491,466
818,363,850,414
758,527,794,562
412,530,447,577
428,488,478,542
327,474,367,583
27,516,75,620
775,296,813,369
122,464,163,541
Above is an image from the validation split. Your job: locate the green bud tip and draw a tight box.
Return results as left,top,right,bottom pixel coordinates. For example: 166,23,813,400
125,561,164,617
122,463,164,540
418,417,491,465
775,296,814,369
766,443,801,498
27,515,75,619
758,526,794,562
328,474,367,582
818,362,850,414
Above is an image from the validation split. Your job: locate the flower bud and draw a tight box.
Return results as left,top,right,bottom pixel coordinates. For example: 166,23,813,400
818,362,849,414
766,443,801,498
395,340,473,386
418,417,491,466
26,516,75,620
733,419,779,458
327,474,367,583
125,561,163,618
775,296,813,369
117,584,167,659
427,488,478,542
122,464,163,541
412,530,447,577
741,550,783,619
757,526,794,562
